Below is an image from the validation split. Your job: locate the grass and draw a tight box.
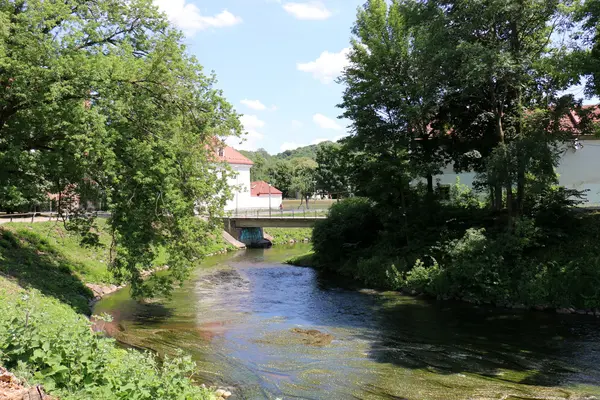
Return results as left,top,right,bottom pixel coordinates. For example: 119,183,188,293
0,220,235,314
285,251,316,267
264,227,313,245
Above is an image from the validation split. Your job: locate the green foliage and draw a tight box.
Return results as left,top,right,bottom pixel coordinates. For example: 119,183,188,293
289,158,318,206
0,278,214,399
0,0,241,297
315,142,351,197
312,198,382,267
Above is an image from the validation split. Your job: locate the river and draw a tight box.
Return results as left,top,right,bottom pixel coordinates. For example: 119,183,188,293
94,245,600,400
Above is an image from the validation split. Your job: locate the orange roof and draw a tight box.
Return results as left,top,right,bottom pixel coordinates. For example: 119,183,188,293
215,145,254,165
251,181,282,197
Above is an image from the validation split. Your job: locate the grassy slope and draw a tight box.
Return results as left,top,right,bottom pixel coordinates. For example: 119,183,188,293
0,220,234,314
265,227,313,245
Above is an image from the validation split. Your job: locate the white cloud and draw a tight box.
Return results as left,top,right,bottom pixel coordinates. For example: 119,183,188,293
297,47,350,84
282,2,331,20
227,115,266,150
153,0,242,35
241,99,267,111
313,113,341,130
240,99,278,112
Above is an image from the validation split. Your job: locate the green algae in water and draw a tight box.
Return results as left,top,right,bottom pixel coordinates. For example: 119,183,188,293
95,246,600,400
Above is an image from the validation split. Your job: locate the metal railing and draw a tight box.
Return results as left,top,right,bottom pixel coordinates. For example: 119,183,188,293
226,208,328,219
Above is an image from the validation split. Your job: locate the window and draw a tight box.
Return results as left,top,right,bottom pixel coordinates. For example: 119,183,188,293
218,147,224,157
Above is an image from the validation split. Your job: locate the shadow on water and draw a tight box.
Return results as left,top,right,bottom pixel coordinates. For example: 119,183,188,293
368,297,600,388
204,247,600,390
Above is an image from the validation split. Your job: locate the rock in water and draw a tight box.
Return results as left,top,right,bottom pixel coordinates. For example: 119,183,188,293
290,328,334,346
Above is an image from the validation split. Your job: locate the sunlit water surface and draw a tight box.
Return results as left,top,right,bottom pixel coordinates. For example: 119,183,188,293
95,245,600,400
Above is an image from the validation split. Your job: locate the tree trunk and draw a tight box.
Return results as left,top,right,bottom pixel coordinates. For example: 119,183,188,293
494,184,503,210
305,195,310,209
426,174,434,195
506,184,514,229
516,167,525,215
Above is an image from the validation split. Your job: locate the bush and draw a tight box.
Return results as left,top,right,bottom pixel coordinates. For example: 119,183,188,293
0,280,214,400
312,197,382,268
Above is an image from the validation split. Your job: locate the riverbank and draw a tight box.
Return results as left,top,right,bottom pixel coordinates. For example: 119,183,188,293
0,275,218,400
0,221,239,399
299,197,600,315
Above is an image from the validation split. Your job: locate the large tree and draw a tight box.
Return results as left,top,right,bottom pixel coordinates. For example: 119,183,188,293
340,0,577,225
315,142,351,198
0,0,241,296
424,0,575,216
339,0,447,211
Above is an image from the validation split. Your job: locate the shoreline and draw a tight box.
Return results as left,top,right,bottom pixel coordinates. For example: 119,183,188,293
285,254,600,318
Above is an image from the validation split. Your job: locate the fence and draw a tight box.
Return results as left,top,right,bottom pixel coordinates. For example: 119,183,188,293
226,208,327,219
0,211,111,223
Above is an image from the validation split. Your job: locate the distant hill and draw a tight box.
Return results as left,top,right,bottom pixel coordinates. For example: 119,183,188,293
240,142,333,162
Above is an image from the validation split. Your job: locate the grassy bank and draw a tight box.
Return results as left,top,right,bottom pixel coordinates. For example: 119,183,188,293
285,252,315,267
265,227,312,245
0,221,235,313
0,276,215,400
0,221,236,399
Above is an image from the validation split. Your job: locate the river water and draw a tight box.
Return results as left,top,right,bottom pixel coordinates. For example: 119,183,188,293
94,245,600,400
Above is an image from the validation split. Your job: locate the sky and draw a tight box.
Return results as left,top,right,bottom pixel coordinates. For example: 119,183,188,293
152,0,364,154
153,0,597,155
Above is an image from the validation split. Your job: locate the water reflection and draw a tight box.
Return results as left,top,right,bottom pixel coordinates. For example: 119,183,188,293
95,246,600,400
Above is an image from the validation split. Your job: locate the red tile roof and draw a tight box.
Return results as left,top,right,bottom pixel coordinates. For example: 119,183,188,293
560,105,600,135
251,181,282,197
215,145,254,165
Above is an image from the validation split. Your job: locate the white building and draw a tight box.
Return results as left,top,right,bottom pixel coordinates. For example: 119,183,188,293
216,145,283,212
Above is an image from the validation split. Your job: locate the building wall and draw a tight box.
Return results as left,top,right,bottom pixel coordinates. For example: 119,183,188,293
225,164,252,211
224,164,283,211
434,139,600,204
247,194,283,210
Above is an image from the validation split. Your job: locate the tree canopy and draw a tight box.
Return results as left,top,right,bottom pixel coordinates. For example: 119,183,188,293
0,0,241,296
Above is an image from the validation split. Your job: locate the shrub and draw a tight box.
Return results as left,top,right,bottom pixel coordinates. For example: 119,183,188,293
0,281,214,400
312,197,382,268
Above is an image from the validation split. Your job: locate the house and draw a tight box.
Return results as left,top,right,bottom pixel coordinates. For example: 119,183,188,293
215,145,283,211
434,105,600,203
250,181,283,209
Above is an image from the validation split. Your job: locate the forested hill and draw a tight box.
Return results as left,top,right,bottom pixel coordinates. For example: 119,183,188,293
240,142,331,162
237,142,338,199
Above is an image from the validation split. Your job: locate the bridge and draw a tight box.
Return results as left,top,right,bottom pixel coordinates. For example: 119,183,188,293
222,214,326,248
225,216,324,228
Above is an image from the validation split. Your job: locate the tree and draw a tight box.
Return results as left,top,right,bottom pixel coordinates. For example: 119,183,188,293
266,160,294,198
420,0,575,217
290,158,317,208
0,0,241,297
339,0,448,216
315,142,351,198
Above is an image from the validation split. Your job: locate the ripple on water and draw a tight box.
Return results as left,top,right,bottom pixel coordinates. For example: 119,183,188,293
95,247,600,400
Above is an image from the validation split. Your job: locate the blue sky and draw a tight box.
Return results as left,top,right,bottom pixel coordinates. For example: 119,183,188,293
154,0,596,154
154,0,365,154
